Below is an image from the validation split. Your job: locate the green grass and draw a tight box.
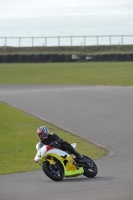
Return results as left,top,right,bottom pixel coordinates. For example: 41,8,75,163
0,62,133,85
0,102,108,175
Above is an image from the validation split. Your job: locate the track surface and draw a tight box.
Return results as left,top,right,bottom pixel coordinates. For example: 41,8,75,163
0,85,133,200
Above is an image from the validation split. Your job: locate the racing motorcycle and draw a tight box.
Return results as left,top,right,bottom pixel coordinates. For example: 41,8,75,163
34,142,98,181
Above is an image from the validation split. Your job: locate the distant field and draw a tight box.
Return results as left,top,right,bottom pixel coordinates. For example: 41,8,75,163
0,62,133,85
1,45,133,54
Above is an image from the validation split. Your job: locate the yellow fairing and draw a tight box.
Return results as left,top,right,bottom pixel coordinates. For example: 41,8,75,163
65,156,77,171
39,153,84,177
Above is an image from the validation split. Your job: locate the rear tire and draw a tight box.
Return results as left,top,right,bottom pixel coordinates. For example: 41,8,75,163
42,161,64,181
83,156,98,178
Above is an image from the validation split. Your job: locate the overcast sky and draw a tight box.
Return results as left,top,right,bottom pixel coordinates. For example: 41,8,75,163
1,0,129,7
1,0,132,17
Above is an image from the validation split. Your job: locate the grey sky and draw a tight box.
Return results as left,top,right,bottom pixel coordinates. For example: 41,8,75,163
1,0,129,7
1,0,132,17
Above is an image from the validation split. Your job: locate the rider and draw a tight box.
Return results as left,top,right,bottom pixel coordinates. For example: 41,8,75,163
36,126,83,161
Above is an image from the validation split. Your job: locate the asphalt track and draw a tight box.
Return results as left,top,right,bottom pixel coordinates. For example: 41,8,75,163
0,85,133,200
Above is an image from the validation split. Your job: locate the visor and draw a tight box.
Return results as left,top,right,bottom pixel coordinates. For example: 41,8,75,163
38,133,44,139
38,132,48,140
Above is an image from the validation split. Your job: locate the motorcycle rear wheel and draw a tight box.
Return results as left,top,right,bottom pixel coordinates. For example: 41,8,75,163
42,161,64,181
83,156,98,178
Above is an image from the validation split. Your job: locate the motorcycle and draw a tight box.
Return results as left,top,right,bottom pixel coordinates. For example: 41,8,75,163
34,142,98,181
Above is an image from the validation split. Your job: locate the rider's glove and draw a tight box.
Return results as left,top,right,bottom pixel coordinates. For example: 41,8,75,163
50,141,59,147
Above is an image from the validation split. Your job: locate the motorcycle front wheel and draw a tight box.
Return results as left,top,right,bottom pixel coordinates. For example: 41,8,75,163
42,161,64,181
83,156,98,178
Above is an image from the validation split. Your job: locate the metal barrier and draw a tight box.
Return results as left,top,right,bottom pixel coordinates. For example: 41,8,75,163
0,35,133,47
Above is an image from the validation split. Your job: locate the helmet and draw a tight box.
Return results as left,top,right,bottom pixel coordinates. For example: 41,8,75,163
37,126,49,141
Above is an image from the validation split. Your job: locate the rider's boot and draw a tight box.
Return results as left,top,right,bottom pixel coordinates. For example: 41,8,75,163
74,152,83,163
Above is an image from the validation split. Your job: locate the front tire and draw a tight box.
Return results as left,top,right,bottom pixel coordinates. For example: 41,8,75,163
42,161,64,181
83,156,98,178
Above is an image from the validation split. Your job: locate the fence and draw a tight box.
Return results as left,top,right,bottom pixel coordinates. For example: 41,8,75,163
0,35,133,47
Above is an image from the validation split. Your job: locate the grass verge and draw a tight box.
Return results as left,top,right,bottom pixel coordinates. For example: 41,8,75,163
0,62,133,85
0,102,108,175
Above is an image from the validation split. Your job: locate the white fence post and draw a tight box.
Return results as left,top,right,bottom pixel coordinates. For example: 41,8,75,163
0,35,132,47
